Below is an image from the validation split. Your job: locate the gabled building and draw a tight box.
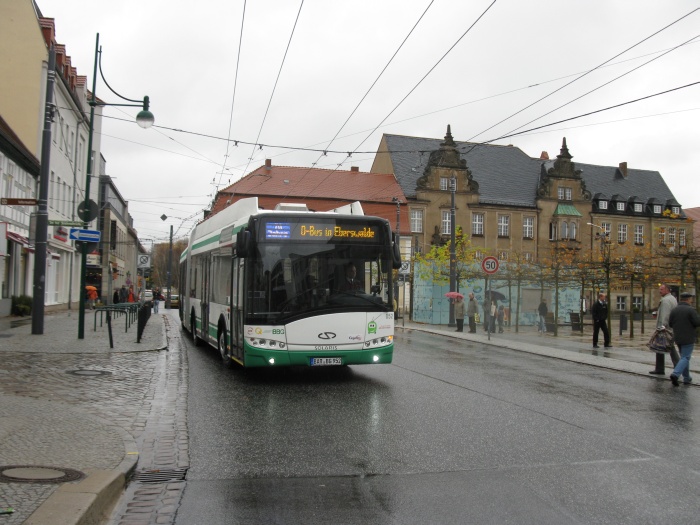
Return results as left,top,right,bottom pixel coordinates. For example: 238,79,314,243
210,159,409,246
372,126,692,323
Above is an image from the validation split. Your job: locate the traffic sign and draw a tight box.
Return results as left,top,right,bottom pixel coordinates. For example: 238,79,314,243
48,220,83,227
69,228,101,242
481,256,499,274
399,261,410,274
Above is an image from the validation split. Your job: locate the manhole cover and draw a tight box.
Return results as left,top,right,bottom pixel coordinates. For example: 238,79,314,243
66,369,112,377
0,465,85,484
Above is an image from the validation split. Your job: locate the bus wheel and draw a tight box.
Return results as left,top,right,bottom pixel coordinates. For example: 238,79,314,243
191,313,201,347
218,328,233,367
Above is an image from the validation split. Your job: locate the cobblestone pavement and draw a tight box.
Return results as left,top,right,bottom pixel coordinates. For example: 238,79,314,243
0,308,177,525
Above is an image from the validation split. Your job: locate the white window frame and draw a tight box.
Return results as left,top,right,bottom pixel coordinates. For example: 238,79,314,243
618,223,628,243
441,210,451,235
561,221,568,240
658,227,666,245
472,213,484,236
616,296,627,311
616,202,626,211
634,224,644,245
410,209,423,233
440,177,449,191
497,214,510,237
653,204,662,214
668,227,676,245
523,217,534,239
679,228,686,247
672,206,680,215
498,251,508,261
634,203,642,213
599,200,608,210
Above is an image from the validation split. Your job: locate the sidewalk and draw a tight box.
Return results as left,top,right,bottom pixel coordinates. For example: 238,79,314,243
396,315,700,378
0,308,167,525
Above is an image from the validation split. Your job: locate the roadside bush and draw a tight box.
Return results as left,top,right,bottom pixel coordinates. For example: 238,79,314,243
11,295,32,316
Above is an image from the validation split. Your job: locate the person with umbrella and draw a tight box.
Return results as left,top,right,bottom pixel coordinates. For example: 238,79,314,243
86,286,98,310
445,292,465,332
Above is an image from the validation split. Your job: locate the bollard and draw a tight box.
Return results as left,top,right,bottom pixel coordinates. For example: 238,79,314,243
106,310,114,349
619,313,628,334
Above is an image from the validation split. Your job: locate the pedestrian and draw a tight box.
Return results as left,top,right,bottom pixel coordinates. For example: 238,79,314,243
113,289,120,304
453,295,465,332
490,300,497,333
591,292,611,348
649,283,680,375
538,299,548,333
119,285,127,303
497,305,505,333
127,285,135,303
483,298,490,332
668,290,700,386
466,292,478,333
153,288,160,313
86,287,98,310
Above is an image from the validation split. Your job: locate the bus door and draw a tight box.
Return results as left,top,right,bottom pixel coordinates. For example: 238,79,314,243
201,253,211,345
232,257,244,360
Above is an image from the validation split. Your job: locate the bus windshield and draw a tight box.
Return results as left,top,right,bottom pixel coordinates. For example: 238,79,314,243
244,216,394,323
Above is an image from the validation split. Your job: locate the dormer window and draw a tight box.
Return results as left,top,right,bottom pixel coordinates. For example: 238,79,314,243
672,206,680,215
599,200,608,210
558,187,572,201
616,202,625,212
634,203,642,213
653,204,662,214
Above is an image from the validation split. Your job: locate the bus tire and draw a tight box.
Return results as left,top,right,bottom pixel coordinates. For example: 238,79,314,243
191,312,201,347
218,326,233,367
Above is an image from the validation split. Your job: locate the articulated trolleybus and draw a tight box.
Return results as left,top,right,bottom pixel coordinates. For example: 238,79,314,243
180,197,402,368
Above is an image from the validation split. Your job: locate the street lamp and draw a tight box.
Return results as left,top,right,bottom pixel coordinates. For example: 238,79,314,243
77,33,154,339
449,173,456,327
587,222,611,325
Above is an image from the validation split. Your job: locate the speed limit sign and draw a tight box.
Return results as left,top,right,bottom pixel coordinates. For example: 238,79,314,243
481,256,499,274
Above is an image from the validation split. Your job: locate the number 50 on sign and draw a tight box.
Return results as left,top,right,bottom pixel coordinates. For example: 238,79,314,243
481,256,499,274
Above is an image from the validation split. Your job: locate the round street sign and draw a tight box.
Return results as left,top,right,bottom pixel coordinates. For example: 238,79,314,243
77,199,99,222
481,256,499,274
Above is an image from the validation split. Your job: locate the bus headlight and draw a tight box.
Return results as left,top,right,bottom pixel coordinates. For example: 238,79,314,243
269,358,275,365
373,355,380,362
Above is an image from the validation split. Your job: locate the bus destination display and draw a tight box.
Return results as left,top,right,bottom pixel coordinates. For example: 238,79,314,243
264,221,379,241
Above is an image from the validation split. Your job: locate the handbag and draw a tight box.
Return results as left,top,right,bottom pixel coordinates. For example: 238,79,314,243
647,327,675,354
474,313,480,323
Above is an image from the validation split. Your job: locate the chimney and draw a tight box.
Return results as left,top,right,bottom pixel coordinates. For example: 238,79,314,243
350,166,359,172
265,159,272,170
540,151,549,160
619,162,628,178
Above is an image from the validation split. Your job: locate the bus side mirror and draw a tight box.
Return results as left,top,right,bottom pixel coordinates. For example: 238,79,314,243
391,233,402,269
236,230,251,258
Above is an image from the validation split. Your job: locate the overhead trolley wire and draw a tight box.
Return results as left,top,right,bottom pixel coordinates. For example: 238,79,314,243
466,7,700,143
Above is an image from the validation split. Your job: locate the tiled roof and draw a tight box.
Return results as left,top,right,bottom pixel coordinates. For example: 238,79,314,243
380,133,683,209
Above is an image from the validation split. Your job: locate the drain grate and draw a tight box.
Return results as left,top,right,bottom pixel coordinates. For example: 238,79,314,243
131,468,188,484
0,465,85,484
66,369,112,377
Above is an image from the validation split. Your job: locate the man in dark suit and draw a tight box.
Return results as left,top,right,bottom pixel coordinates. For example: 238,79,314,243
591,292,611,348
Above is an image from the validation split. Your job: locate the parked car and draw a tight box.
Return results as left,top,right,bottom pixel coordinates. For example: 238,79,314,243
169,294,180,309
143,290,153,307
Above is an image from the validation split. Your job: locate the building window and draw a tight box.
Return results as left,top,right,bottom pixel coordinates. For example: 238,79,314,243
440,177,449,191
558,187,572,201
618,223,628,243
601,222,612,238
569,221,577,240
410,209,423,233
658,227,666,245
679,228,686,247
599,200,608,210
672,206,680,215
561,221,568,240
474,250,483,261
634,203,642,213
653,204,662,214
634,225,644,244
472,213,484,236
549,222,558,241
616,202,625,211
616,296,626,311
441,211,451,235
668,227,676,245
523,217,534,239
633,296,643,311
524,252,533,262
498,251,508,261
497,215,510,237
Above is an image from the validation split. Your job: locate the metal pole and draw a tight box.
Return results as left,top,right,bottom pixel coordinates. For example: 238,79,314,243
449,174,456,326
78,34,100,339
31,45,56,335
166,224,173,308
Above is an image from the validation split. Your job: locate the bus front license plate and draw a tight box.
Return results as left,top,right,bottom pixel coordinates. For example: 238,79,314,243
310,357,343,366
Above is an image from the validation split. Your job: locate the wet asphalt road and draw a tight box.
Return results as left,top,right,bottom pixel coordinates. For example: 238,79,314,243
175,325,700,524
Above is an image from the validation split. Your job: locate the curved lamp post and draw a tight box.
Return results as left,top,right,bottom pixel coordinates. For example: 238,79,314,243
78,33,154,339
587,222,611,327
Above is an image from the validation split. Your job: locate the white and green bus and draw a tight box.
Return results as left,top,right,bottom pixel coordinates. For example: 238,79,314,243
179,197,401,367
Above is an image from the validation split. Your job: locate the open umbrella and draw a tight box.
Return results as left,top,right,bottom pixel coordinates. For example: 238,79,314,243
85,285,97,291
444,291,464,300
485,290,505,301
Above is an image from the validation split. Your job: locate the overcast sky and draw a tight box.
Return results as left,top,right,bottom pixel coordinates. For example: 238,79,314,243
42,0,700,247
